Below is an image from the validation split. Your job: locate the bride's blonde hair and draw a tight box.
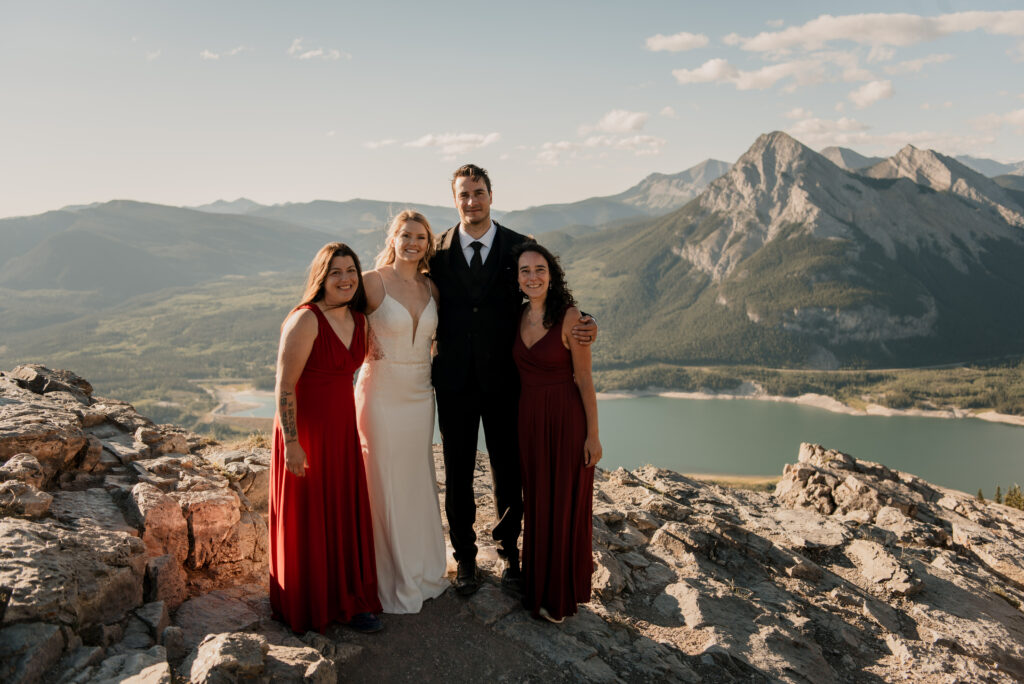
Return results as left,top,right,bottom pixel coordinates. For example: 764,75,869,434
374,210,436,274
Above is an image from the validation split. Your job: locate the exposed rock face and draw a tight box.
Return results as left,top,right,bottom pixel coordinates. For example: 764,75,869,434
4,367,1024,683
0,366,268,683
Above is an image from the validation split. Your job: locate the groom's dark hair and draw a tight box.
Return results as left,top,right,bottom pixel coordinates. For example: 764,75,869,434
451,163,492,194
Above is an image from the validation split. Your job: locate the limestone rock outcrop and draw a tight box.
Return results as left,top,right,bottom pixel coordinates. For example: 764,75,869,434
0,366,269,683
3,366,1024,683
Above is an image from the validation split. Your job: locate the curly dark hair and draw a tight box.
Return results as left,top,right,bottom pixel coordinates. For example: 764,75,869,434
512,241,576,330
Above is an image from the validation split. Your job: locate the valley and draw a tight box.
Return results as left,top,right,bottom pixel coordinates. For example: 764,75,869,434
2,133,1024,437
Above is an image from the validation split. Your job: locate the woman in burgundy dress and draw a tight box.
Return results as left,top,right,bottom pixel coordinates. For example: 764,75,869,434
512,242,602,623
269,242,384,634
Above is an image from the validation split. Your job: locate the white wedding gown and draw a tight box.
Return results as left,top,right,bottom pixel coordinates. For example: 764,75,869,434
355,290,449,613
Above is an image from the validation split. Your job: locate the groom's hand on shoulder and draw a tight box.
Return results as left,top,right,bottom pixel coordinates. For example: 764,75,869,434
571,313,597,346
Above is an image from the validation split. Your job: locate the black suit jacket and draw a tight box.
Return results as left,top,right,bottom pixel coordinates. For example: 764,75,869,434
430,222,530,393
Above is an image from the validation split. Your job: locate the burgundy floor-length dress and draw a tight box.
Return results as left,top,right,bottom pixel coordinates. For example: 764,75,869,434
269,304,382,633
513,313,595,621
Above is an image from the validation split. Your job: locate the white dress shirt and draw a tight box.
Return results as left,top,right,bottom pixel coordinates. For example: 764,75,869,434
458,221,497,266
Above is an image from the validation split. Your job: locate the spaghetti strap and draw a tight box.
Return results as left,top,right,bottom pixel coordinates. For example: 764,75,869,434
376,271,388,297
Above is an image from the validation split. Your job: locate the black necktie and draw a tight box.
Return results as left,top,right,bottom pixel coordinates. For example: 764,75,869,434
469,241,484,276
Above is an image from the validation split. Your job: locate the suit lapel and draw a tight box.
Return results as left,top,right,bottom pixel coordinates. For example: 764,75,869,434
478,224,505,295
445,225,478,294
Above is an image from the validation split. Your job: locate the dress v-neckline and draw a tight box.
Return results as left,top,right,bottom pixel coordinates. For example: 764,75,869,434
385,293,433,345
313,305,354,351
520,321,555,352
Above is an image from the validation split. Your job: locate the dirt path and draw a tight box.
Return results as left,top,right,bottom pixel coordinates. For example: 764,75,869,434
332,585,571,683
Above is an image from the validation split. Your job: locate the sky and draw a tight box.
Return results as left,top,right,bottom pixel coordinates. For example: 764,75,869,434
2,1,1024,219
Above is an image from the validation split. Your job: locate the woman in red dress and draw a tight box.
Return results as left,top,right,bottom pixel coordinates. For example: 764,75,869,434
269,242,384,634
512,242,602,623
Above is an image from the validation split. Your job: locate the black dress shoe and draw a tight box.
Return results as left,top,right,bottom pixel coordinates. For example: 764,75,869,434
455,560,480,596
500,559,525,598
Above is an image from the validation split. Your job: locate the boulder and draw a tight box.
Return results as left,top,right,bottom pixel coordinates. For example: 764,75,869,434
49,488,138,536
0,401,86,480
144,554,189,608
0,622,65,684
181,632,337,684
0,480,53,517
846,539,923,596
130,483,189,564
173,589,263,650
0,453,46,487
0,518,146,627
86,645,171,683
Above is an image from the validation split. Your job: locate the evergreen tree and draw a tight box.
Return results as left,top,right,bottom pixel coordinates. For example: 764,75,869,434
996,486,1003,504
1005,484,1024,510
976,488,985,502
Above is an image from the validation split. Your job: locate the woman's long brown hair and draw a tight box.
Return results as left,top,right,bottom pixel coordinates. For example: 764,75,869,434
290,242,367,318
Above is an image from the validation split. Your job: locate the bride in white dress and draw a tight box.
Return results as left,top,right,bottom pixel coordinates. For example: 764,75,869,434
355,210,449,613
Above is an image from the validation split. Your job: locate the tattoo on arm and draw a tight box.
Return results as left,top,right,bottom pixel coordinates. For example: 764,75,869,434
279,391,298,442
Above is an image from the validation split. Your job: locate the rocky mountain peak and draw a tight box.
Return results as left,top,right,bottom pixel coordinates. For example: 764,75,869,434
867,144,1024,227
614,158,731,212
820,146,885,171
868,144,972,192
681,131,853,281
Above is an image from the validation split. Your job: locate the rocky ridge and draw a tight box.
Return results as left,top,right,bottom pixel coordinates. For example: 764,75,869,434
690,132,1024,283
2,366,1024,683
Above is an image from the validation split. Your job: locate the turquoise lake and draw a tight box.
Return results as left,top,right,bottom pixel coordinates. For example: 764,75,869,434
226,392,1024,495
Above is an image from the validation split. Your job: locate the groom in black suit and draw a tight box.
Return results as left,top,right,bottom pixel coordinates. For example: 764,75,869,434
430,164,595,596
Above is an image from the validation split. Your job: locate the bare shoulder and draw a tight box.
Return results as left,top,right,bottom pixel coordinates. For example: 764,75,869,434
426,277,440,300
283,307,318,336
362,269,385,309
562,305,582,334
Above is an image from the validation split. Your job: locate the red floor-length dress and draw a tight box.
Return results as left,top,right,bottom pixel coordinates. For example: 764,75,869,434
269,304,382,633
513,313,595,621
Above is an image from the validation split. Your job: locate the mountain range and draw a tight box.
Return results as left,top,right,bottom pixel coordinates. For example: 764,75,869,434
562,133,1024,369
2,136,1024,398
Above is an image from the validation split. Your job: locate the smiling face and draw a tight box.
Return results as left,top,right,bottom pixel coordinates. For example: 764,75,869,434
393,220,430,265
453,175,492,231
517,249,550,302
322,254,359,307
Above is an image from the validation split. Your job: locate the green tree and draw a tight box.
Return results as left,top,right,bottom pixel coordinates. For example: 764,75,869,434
1005,484,1024,510
996,486,1003,504
976,488,985,502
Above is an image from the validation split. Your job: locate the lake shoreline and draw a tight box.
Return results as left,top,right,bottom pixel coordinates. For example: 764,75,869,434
208,380,1024,428
596,382,1024,428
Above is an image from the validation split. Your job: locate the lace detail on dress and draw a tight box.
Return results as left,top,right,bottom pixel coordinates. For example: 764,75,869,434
366,324,386,361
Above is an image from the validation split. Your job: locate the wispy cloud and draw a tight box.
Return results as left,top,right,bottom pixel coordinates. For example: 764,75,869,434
659,106,676,118
972,108,1024,133
201,46,246,61
536,134,665,165
883,53,952,74
673,57,828,92
405,132,500,156
785,107,813,120
287,38,349,61
766,19,784,29
730,11,1024,53
787,114,994,154
145,50,161,62
363,139,397,149
645,32,709,52
920,101,953,110
849,80,893,109
578,109,648,134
